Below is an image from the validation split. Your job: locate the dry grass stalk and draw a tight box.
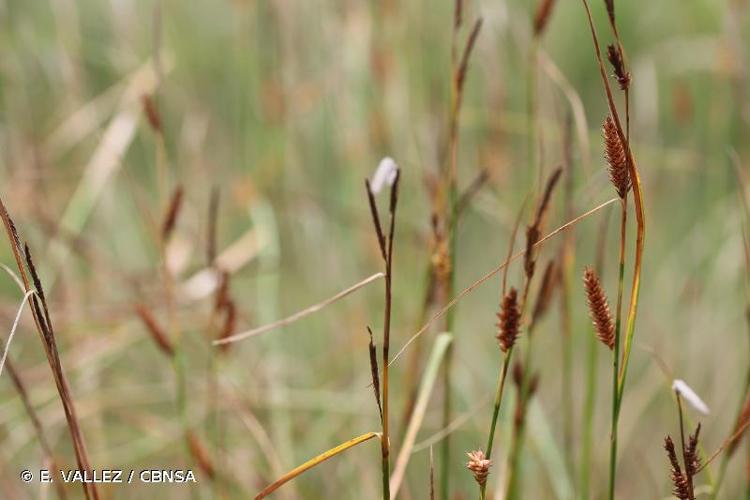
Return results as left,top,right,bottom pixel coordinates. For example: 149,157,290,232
135,304,174,357
497,288,521,352
466,450,491,488
254,432,381,499
215,271,384,344
0,197,98,500
583,267,615,349
603,116,630,199
4,360,68,500
729,394,750,456
186,430,216,480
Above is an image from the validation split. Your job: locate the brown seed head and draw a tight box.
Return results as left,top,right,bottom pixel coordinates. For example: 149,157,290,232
607,44,631,91
533,0,557,36
497,288,520,352
664,436,693,500
603,116,630,199
161,185,184,241
685,424,701,478
583,267,615,349
141,94,162,134
466,450,491,487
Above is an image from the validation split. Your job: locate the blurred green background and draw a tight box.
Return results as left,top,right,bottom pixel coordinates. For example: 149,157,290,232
1,0,749,498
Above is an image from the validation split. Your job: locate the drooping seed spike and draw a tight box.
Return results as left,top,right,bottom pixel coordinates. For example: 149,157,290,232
583,267,615,349
603,116,630,198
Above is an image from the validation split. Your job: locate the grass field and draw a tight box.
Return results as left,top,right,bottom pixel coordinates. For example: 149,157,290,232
1,0,750,498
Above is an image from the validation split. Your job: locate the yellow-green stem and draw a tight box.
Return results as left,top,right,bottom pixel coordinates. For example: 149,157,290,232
480,349,513,499
608,198,627,500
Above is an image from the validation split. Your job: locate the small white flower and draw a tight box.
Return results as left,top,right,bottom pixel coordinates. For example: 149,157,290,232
370,157,398,194
672,379,710,415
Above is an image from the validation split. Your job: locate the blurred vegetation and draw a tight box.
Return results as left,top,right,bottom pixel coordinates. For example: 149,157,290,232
0,0,749,498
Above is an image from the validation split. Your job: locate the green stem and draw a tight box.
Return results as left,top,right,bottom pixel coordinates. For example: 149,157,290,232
580,322,598,500
506,326,536,500
608,199,627,500
479,350,513,499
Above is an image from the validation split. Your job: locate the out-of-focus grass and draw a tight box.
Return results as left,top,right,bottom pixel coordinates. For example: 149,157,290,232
0,0,749,498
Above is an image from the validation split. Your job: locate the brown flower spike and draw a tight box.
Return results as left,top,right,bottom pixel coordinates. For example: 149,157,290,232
606,44,631,91
664,436,693,500
603,116,630,199
583,267,615,350
466,450,491,487
497,287,520,352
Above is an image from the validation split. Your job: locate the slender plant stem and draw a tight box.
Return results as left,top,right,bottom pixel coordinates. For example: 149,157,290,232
607,197,628,500
479,350,513,499
505,324,537,500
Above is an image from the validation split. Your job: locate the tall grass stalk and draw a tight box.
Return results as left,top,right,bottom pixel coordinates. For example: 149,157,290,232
579,1,646,496
365,169,401,500
580,211,611,498
441,4,482,497
608,196,627,500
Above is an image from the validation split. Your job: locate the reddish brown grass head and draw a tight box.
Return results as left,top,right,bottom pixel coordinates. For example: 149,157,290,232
583,267,615,349
497,287,520,352
606,44,631,91
664,436,693,500
533,0,557,36
603,116,630,199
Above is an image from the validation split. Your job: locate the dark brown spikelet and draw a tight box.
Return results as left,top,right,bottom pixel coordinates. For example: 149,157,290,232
533,0,557,36
466,450,491,487
497,288,520,352
366,326,383,422
217,300,236,353
161,185,184,241
206,185,220,265
135,304,174,357
214,271,231,311
729,394,750,456
685,423,701,478
606,44,631,91
524,167,563,278
24,243,54,339
664,436,693,500
603,116,630,199
186,431,216,480
141,94,162,134
531,260,558,325
583,267,615,349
